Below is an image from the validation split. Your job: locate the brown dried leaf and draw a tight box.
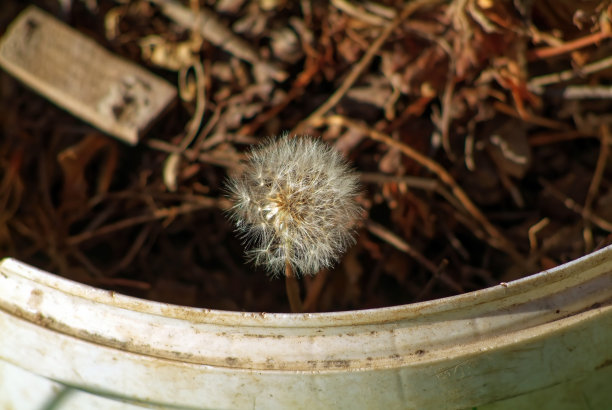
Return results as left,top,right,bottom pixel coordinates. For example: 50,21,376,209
57,134,118,216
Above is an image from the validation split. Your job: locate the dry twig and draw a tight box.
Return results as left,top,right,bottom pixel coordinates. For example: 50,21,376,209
292,0,444,135
316,115,525,263
365,219,438,274
67,199,224,245
148,0,287,81
539,178,612,233
527,31,612,61
528,55,612,91
583,124,611,250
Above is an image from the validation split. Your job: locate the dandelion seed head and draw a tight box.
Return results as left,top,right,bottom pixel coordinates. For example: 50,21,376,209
225,135,362,276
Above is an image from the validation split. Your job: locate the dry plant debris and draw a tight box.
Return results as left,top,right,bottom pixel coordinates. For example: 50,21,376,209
1,0,612,312
0,6,177,144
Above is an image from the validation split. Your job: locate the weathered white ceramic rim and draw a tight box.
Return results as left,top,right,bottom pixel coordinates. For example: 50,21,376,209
0,245,611,409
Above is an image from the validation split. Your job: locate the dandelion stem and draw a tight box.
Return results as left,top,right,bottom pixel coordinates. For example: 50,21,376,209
285,260,303,313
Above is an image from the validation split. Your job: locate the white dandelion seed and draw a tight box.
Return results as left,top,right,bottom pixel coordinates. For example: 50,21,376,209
225,134,362,277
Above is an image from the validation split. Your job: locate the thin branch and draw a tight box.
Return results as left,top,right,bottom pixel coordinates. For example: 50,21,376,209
534,85,612,99
528,130,594,146
178,60,206,152
528,55,612,91
291,0,443,135
528,217,550,254
584,124,610,212
301,269,328,312
583,124,611,251
67,200,224,245
359,172,440,190
285,261,303,313
317,115,524,263
539,178,612,232
148,0,287,81
493,101,568,130
365,219,438,274
527,31,611,61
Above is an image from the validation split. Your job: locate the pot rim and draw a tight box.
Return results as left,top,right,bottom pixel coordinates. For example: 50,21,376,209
1,248,611,409
0,244,610,372
1,243,609,326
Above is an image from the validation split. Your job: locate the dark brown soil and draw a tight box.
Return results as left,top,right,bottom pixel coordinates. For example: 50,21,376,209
2,0,612,312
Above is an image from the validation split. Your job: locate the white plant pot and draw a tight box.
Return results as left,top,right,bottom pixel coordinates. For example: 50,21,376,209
0,245,611,409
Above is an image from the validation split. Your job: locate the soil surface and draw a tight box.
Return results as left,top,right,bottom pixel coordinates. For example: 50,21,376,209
1,0,612,312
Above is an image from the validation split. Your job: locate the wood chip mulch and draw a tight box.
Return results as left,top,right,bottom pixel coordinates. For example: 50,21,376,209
1,0,612,312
